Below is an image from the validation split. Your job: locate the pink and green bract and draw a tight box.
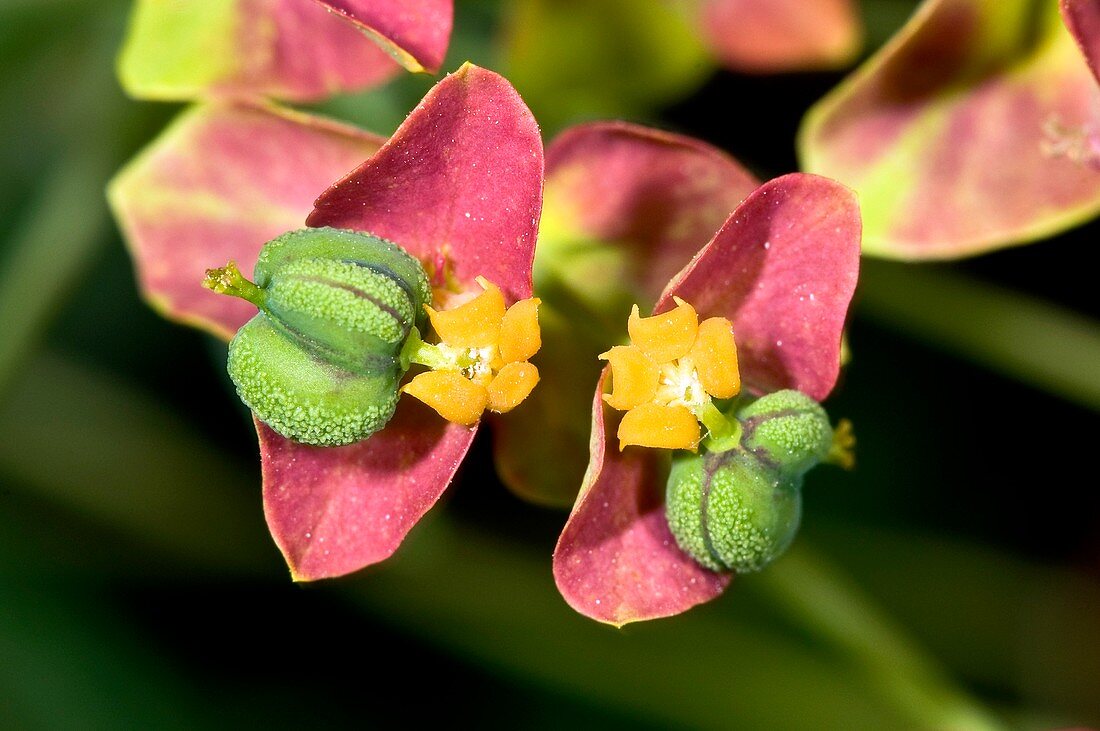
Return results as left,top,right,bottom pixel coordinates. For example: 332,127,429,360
111,64,543,580
111,0,455,341
799,0,1100,259
552,174,861,625
697,0,861,73
492,123,761,506
118,0,452,101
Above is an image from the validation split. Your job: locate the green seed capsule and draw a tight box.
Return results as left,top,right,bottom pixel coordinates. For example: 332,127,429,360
738,390,834,477
664,389,835,573
217,228,432,447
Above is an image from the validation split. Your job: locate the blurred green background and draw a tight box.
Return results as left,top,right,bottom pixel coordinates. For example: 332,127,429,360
1,0,1098,728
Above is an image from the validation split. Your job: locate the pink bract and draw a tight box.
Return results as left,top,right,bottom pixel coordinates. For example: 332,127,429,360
699,0,861,73
316,0,452,73
109,103,384,340
1063,0,1100,82
493,122,759,507
799,0,1100,258
111,65,543,581
119,0,453,103
269,64,543,580
554,174,861,625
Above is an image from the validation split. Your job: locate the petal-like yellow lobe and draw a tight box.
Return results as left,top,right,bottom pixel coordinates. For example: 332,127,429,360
617,403,701,451
600,345,659,410
426,278,506,348
402,370,488,426
627,298,698,363
498,297,541,364
690,317,740,399
488,361,540,413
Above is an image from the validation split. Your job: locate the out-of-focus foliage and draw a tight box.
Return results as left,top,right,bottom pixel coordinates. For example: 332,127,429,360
800,0,1100,258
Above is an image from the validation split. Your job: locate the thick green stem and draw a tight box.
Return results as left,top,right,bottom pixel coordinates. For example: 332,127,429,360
751,545,1006,731
0,151,111,397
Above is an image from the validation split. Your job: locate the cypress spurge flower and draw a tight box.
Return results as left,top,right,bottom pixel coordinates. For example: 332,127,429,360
600,300,740,451
111,64,544,580
552,173,861,625
403,278,541,425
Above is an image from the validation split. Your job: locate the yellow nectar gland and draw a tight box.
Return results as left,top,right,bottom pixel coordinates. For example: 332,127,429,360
600,298,740,451
401,277,541,426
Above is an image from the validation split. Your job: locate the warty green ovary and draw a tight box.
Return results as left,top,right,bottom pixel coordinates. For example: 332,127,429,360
222,228,432,446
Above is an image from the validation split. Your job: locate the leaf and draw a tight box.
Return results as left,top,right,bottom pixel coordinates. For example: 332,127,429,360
264,65,543,578
494,122,758,506
552,371,732,626
116,0,426,102
309,63,544,304
258,411,476,581
109,102,383,340
660,173,861,401
553,173,861,623
696,0,862,72
314,0,452,73
799,0,1100,258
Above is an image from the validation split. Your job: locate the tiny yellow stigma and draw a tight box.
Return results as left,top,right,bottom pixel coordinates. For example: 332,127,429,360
402,277,541,425
601,298,740,451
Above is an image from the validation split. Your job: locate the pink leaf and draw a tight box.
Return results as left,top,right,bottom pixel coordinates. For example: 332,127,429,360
262,66,542,580
800,0,1100,258
698,0,862,72
314,0,453,73
553,372,731,626
660,173,861,401
554,174,860,623
109,102,383,340
308,63,544,304
1063,0,1100,83
258,409,476,581
542,121,759,302
493,121,758,507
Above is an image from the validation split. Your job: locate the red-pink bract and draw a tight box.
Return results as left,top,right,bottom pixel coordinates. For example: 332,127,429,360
554,174,861,624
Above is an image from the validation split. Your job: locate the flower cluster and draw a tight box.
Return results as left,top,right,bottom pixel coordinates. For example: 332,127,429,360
109,0,1100,624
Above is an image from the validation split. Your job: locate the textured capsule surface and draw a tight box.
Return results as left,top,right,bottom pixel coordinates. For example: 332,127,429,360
227,228,432,446
738,389,833,476
665,389,835,573
666,450,801,573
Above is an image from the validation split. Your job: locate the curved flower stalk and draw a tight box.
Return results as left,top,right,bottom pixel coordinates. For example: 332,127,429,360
799,0,1100,259
118,0,453,102
553,174,861,625
110,64,544,580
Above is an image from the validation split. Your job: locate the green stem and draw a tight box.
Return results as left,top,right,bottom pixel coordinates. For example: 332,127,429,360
751,544,1006,731
0,151,112,397
0,351,1006,730
399,326,454,371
